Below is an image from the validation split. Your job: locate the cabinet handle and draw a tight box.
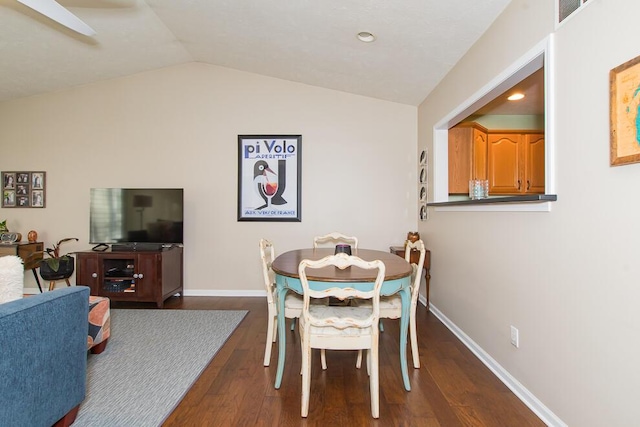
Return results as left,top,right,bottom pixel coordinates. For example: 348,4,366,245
138,273,144,279
527,180,531,190
92,273,98,278
133,273,139,279
517,180,521,190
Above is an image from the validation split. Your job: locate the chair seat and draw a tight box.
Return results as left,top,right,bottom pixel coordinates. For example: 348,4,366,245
284,293,327,309
359,294,402,309
359,295,403,321
284,292,303,309
304,305,374,336
380,294,403,309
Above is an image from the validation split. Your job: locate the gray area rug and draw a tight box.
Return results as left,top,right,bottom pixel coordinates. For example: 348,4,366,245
74,309,247,427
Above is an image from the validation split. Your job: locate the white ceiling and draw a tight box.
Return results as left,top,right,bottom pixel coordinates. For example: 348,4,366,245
474,68,545,116
0,0,514,106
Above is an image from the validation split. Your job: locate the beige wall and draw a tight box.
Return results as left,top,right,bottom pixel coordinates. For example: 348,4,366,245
419,0,640,426
469,114,545,130
0,63,417,294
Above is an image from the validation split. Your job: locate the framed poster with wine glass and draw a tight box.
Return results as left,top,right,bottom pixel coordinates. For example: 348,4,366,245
237,135,302,222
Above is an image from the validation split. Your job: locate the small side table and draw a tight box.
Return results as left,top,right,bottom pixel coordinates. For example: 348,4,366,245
0,242,44,292
390,245,431,309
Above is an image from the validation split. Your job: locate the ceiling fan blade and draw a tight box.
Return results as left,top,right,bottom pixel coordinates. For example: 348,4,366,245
17,0,96,36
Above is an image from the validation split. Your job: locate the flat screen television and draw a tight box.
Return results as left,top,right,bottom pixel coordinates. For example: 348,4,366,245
90,188,184,247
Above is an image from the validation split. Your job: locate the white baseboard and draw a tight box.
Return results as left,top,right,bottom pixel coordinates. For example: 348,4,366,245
418,293,427,306
23,288,268,297
426,302,566,427
183,289,266,297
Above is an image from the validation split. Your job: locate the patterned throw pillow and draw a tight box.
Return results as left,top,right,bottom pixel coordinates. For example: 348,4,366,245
0,255,24,303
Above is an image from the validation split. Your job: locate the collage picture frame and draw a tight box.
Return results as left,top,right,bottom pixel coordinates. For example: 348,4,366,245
2,171,46,208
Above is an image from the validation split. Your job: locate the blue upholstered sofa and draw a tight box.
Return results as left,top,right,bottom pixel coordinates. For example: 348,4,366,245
0,286,89,427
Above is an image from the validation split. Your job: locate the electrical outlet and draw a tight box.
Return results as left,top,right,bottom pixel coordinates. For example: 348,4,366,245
510,326,519,348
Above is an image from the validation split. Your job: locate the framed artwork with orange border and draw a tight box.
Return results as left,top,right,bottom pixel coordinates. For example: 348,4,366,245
610,54,640,166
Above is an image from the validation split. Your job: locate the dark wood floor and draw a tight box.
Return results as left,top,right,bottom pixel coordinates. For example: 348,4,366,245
115,296,544,426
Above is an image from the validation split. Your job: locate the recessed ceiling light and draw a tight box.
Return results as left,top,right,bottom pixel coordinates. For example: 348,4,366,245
357,31,376,43
508,93,525,101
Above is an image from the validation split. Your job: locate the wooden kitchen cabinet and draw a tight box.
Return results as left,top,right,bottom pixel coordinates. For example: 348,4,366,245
488,131,544,194
525,133,545,193
448,122,488,194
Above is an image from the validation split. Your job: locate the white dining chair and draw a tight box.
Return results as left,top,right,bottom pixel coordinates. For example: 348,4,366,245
355,239,426,369
311,231,359,370
260,239,305,366
312,232,358,249
298,253,384,418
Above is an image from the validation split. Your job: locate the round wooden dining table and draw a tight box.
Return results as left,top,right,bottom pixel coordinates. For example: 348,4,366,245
271,248,413,391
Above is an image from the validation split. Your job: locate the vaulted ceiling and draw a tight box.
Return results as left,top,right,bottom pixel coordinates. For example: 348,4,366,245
1,0,514,106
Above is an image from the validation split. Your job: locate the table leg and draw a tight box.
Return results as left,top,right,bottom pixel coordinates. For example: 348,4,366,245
31,269,42,293
274,287,288,389
399,287,411,391
424,268,430,310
